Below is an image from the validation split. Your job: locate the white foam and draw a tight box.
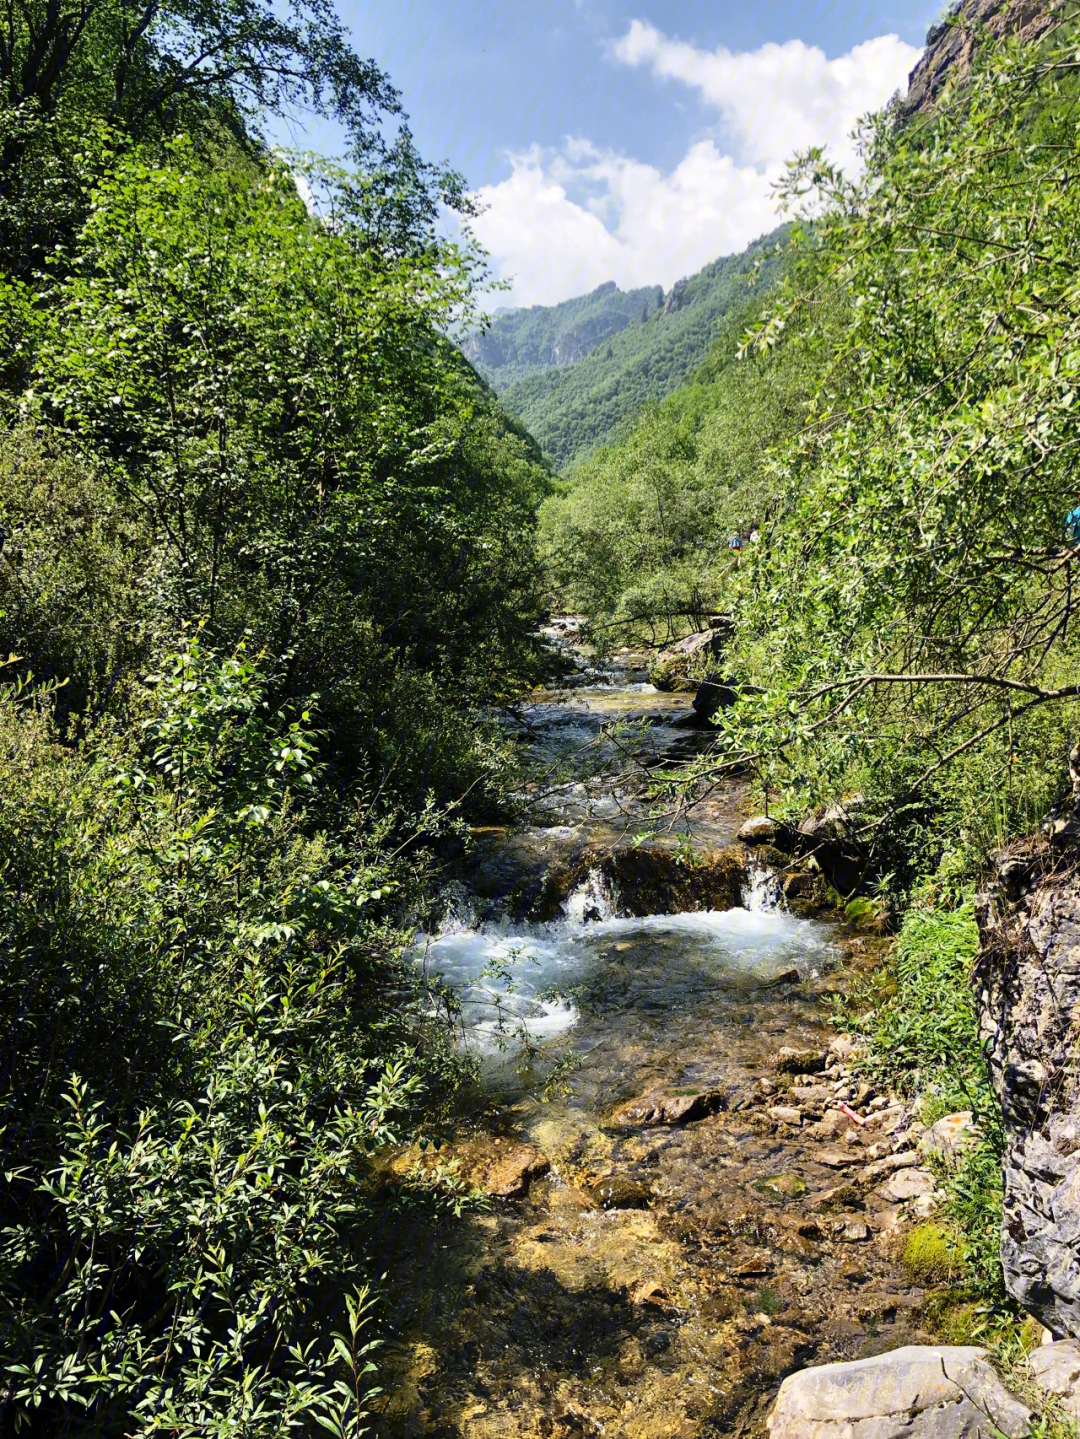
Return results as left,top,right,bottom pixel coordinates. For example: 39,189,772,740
416,868,833,1056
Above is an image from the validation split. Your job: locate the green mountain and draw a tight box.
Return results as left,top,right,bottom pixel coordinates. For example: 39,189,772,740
463,280,664,388
468,226,789,472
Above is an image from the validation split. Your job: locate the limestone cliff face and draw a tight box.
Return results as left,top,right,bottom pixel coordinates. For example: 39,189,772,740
975,841,1080,1336
899,0,1056,119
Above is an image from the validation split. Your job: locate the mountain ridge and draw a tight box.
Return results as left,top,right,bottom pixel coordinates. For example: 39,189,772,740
468,225,790,472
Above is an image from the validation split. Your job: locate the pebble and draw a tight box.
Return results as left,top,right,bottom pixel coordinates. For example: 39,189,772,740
768,1105,803,1127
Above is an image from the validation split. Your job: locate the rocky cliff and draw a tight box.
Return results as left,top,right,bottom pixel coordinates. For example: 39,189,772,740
899,0,1056,119
975,839,1080,1336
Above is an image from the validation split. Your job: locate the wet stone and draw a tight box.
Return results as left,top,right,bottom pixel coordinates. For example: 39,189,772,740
776,1046,828,1073
756,1173,808,1199
590,1174,653,1209
608,1088,725,1128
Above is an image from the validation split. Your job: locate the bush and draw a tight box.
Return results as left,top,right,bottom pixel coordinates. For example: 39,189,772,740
0,640,467,1435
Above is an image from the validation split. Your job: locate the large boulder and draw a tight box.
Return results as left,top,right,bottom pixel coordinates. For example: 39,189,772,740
767,1345,1030,1439
975,841,1080,1336
648,622,733,691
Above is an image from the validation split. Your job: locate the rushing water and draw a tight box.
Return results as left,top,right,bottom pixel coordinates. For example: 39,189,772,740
375,635,916,1439
417,867,838,1072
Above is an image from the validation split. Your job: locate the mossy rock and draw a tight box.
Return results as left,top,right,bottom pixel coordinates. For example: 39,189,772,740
596,845,746,916
902,1223,962,1283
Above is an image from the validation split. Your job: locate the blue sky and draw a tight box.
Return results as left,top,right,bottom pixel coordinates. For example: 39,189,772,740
287,1,942,307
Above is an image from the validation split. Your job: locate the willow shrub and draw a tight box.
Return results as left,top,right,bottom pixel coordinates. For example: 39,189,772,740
650,14,1080,896
0,639,464,1435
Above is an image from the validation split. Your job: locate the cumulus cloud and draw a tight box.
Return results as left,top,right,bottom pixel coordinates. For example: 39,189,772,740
471,22,922,309
613,21,920,172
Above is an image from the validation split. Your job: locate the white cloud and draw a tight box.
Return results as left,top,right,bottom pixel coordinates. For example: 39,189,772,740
470,140,775,308
470,22,921,309
613,21,921,172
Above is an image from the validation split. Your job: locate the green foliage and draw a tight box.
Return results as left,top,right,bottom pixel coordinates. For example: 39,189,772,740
465,279,664,390
0,0,552,1425
0,0,474,277
9,141,548,800
0,640,467,1434
0,426,156,720
859,904,982,1104
682,14,1080,894
851,900,1006,1303
538,279,816,644
493,228,789,472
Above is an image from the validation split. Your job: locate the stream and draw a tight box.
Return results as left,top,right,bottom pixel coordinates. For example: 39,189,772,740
371,632,932,1439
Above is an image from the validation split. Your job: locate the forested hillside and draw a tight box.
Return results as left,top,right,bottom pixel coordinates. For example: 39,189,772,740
0,0,549,1432
543,2,1080,895
462,278,663,387
479,228,789,471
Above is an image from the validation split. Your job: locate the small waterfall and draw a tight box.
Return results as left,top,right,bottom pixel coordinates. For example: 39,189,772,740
563,867,615,926
742,863,782,912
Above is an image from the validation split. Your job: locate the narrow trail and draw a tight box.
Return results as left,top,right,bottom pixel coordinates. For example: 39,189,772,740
370,630,932,1439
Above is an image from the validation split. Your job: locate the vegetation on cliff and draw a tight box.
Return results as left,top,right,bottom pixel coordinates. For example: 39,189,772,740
476,228,789,472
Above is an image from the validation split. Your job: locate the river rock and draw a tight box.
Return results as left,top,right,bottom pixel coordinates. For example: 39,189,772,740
692,672,737,723
776,1046,829,1074
881,1167,937,1202
767,1345,1031,1439
838,1218,871,1242
648,625,730,690
596,844,744,917
920,1112,979,1168
607,1088,724,1128
1028,1339,1080,1421
590,1175,653,1209
739,815,782,845
817,1150,863,1168
975,840,1080,1336
769,1105,804,1127
861,1151,921,1182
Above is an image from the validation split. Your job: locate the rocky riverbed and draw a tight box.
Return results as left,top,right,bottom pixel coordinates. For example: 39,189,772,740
362,632,968,1438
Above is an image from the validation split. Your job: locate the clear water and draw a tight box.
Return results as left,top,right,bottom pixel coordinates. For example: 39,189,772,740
416,868,838,1073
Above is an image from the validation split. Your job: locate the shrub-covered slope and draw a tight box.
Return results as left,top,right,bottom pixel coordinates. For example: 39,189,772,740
480,227,789,471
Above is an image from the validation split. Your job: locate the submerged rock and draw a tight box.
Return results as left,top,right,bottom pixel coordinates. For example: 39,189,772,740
589,1174,653,1209
395,1136,551,1200
975,840,1080,1336
767,1345,1031,1439
608,1088,725,1128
